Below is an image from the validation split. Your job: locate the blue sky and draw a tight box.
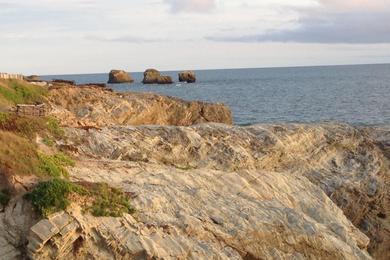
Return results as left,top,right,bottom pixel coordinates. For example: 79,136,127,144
1,0,390,74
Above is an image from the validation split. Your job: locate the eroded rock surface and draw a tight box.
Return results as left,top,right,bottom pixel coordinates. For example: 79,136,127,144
1,108,388,258
46,86,233,127
108,70,134,84
23,123,385,259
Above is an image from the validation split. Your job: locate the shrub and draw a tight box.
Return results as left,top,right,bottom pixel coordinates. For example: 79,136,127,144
89,183,135,217
26,178,76,217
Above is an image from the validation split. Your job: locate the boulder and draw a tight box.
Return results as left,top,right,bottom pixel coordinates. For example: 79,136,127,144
157,76,173,84
108,70,134,84
179,71,196,83
142,69,161,84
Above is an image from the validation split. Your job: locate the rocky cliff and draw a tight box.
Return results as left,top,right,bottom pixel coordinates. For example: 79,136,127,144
1,123,387,259
0,83,388,259
46,86,232,127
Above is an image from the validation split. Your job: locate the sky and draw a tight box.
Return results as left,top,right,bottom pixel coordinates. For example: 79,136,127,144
1,0,390,74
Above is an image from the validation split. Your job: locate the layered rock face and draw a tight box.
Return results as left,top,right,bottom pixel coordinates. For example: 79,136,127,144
46,86,233,127
1,82,388,259
179,71,196,83
108,70,134,84
16,123,387,259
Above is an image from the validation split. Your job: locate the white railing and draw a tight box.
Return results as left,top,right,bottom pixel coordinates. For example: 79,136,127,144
0,72,24,80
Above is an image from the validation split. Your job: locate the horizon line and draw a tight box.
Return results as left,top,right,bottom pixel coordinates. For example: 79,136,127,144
13,62,390,76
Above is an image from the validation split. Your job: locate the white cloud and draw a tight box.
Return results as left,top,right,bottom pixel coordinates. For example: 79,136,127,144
0,0,389,74
165,0,216,13
207,0,390,44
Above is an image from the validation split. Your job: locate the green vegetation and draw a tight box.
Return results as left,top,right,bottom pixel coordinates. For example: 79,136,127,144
0,113,64,139
38,153,75,178
25,178,77,217
0,130,42,176
0,79,47,106
45,117,65,137
42,136,55,147
89,183,135,217
0,189,10,206
0,79,134,218
26,179,134,218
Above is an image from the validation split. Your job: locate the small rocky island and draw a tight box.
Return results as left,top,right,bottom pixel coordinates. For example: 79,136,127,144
108,70,134,84
0,76,388,259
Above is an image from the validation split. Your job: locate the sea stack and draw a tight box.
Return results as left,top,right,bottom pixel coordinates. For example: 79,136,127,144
157,76,173,84
108,70,134,84
142,69,161,84
179,71,196,83
143,69,173,84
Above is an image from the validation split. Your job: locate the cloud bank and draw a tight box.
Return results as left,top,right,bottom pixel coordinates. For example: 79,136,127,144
165,0,216,13
207,0,390,44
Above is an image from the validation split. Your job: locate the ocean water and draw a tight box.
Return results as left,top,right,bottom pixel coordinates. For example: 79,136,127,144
42,64,390,126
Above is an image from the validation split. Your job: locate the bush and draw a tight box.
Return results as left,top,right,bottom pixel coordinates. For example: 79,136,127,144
38,153,75,178
89,183,135,217
26,178,76,217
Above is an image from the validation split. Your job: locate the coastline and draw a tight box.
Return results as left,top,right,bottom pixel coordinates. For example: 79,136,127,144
0,78,388,259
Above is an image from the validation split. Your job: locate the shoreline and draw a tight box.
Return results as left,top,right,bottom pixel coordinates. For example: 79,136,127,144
0,78,389,259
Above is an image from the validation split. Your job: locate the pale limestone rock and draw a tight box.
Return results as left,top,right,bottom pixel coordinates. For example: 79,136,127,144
1,124,388,259
46,86,233,127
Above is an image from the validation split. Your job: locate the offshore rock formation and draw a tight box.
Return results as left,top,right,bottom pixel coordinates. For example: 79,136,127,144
15,123,386,259
157,75,173,84
142,69,173,84
108,70,134,84
46,86,233,127
179,71,196,83
142,68,161,84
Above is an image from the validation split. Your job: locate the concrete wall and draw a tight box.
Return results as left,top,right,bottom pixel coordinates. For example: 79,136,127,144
0,73,24,80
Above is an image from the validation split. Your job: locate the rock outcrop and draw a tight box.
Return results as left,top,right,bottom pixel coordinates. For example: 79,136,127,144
107,70,134,84
179,71,196,83
142,69,173,84
24,75,42,82
46,86,233,127
1,123,389,259
142,69,161,84
157,75,173,84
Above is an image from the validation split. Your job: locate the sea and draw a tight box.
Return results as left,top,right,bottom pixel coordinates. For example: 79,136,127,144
42,64,390,126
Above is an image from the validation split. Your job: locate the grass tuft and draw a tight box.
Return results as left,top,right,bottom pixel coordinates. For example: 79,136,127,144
38,153,75,178
89,183,136,217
